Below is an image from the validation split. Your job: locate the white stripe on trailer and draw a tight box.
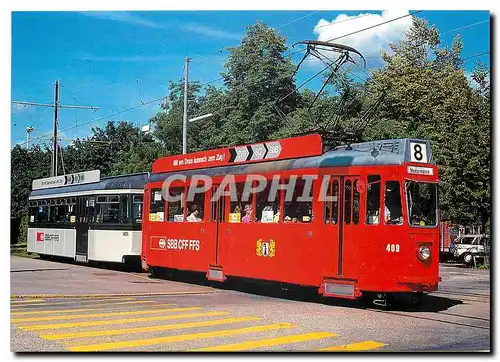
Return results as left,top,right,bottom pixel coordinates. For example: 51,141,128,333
29,188,145,201
264,141,282,159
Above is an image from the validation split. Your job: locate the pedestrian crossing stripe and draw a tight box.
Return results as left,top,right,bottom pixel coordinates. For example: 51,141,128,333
318,341,386,351
10,299,46,304
19,311,232,331
11,306,202,323
47,317,261,340
193,331,339,351
10,297,137,308
11,301,158,315
67,323,296,352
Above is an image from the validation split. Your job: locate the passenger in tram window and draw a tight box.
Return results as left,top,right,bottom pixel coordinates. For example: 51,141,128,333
273,210,280,223
242,204,253,223
186,205,202,222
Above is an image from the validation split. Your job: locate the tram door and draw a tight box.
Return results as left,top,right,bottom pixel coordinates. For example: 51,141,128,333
210,186,227,266
337,176,361,277
75,197,91,263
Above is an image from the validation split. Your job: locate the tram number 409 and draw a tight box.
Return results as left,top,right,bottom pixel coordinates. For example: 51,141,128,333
386,244,400,252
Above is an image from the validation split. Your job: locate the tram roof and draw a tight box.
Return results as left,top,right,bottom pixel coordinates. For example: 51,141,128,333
148,138,432,182
29,172,149,198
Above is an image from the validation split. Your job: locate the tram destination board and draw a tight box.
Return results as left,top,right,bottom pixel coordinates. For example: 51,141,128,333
152,134,323,173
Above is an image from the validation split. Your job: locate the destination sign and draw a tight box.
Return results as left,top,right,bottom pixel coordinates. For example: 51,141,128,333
152,134,323,174
32,170,100,190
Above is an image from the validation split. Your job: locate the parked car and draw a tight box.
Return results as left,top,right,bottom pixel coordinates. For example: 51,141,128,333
450,234,490,264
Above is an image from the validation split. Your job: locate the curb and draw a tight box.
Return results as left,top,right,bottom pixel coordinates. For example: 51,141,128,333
11,290,220,299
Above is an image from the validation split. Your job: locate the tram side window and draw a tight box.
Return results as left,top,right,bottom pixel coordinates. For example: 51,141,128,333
366,175,381,225
133,195,143,223
384,181,403,225
256,184,280,223
167,187,185,222
186,186,205,223
284,178,313,223
149,189,165,222
228,183,249,223
344,180,352,224
324,179,339,224
96,195,120,223
352,180,360,225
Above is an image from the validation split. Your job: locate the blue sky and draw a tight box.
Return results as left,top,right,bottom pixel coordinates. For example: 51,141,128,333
11,10,490,148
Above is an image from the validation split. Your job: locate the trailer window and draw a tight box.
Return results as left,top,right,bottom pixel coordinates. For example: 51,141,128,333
167,187,185,222
384,181,403,225
120,195,130,223
366,175,381,225
133,195,143,223
96,195,120,223
149,189,165,222
256,184,281,223
284,178,313,223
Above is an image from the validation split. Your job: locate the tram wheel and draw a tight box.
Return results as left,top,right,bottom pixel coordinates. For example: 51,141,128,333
409,292,424,309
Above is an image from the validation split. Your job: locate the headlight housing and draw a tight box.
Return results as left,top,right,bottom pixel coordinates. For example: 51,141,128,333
418,245,431,261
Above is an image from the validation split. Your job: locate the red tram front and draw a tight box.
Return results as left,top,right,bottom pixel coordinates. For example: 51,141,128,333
141,134,440,306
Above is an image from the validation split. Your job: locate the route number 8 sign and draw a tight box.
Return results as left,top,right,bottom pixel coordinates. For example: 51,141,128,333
409,142,428,163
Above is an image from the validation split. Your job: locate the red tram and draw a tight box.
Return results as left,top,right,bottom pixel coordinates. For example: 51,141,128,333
141,134,440,306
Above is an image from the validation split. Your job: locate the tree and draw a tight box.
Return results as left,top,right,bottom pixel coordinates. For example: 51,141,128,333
218,22,300,145
365,17,491,229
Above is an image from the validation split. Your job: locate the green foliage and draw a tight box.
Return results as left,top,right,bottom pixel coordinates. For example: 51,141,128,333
18,215,28,244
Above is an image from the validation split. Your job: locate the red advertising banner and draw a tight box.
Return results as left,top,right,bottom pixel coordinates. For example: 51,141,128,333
152,134,323,174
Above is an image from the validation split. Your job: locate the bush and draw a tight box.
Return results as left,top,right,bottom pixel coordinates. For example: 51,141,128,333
10,217,21,245
17,215,28,245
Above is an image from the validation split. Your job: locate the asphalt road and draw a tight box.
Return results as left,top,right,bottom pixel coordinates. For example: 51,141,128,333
10,256,490,352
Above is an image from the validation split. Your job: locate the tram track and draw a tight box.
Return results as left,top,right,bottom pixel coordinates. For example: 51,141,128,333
367,309,490,331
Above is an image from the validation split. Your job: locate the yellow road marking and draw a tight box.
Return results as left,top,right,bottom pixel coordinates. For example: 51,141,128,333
67,323,296,352
318,341,386,351
10,297,136,308
11,305,200,323
193,331,339,351
11,300,157,315
10,299,46,304
46,317,261,340
19,311,231,331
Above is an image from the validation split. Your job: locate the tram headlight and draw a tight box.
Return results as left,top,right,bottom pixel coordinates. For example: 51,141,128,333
418,245,431,261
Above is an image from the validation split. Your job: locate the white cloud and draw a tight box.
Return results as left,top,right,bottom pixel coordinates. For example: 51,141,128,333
313,10,413,61
181,23,241,40
80,11,161,28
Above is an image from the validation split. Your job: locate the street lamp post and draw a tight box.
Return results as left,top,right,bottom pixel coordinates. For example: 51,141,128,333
183,113,214,153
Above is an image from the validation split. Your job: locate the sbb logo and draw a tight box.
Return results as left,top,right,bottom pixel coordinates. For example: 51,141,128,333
36,232,44,242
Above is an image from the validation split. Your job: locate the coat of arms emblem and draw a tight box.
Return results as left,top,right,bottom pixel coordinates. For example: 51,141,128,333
256,239,275,257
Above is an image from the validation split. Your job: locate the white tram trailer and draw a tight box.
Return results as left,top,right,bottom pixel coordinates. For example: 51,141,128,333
27,170,148,264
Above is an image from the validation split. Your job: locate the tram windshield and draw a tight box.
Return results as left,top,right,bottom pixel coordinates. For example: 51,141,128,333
405,181,438,227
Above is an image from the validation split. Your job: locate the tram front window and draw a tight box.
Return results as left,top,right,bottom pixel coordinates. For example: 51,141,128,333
406,181,438,227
